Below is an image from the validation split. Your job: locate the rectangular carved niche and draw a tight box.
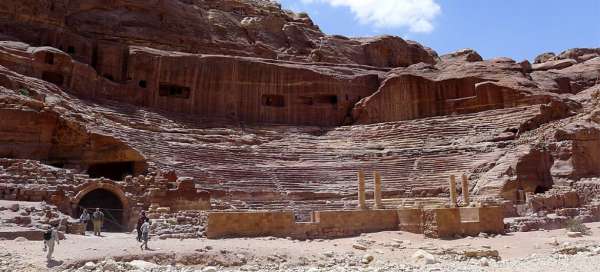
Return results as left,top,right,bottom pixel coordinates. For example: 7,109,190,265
159,83,191,99
262,94,285,107
41,71,64,86
314,95,338,105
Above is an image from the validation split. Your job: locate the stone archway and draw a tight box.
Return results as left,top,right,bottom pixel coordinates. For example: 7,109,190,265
72,182,131,232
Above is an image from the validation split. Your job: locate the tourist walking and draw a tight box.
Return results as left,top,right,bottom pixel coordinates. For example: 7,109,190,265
43,226,60,261
92,208,104,236
79,209,90,234
136,211,148,242
140,218,151,250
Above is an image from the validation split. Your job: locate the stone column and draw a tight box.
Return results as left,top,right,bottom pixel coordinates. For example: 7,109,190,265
374,171,382,209
449,175,457,207
461,174,470,206
357,170,366,209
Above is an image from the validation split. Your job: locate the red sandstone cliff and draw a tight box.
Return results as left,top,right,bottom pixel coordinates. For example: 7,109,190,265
0,0,599,213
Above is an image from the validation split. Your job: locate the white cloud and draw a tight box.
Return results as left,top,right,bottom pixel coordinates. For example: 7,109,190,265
300,0,441,33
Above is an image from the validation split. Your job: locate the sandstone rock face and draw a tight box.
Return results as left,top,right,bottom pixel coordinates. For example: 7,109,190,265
534,52,557,64
351,57,563,124
0,0,599,222
441,49,483,62
532,59,578,71
0,0,435,68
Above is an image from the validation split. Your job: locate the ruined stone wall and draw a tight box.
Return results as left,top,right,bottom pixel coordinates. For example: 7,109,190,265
148,179,210,212
397,208,424,233
205,207,504,239
206,211,296,238
0,159,210,230
311,210,399,237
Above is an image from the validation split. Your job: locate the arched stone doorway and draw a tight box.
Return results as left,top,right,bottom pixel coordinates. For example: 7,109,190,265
73,182,130,232
77,189,124,231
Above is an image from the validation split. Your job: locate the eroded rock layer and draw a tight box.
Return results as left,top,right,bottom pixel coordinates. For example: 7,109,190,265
0,0,599,222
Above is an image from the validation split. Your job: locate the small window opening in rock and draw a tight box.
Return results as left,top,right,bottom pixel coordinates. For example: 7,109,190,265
534,186,548,194
159,83,191,99
298,96,314,105
67,46,76,54
262,94,285,107
138,80,147,88
44,53,54,65
88,161,135,181
345,94,349,101
315,95,338,105
103,74,114,81
49,162,64,168
41,71,64,86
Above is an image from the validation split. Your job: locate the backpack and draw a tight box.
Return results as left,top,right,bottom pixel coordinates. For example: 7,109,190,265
43,230,52,241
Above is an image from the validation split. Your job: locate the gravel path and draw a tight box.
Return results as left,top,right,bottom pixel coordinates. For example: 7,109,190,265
1,222,599,271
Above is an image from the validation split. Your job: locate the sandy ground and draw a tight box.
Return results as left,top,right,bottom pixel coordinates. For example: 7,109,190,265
2,221,600,271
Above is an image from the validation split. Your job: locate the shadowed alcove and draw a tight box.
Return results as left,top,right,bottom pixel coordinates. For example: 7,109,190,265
76,188,124,232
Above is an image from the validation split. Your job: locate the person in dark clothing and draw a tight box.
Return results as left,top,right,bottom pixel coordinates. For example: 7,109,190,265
136,211,148,242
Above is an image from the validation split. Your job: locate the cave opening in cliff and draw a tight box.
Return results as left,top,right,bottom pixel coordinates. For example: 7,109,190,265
315,95,338,105
138,80,147,88
41,71,64,86
87,162,134,181
534,185,549,194
159,83,191,98
298,96,314,105
77,189,124,232
67,46,75,54
262,94,285,107
45,53,54,65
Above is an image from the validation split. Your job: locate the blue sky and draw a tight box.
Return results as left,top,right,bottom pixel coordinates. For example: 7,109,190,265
279,0,600,61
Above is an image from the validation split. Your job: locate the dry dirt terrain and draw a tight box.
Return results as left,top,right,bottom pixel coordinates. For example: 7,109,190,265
1,1,600,272
2,221,600,272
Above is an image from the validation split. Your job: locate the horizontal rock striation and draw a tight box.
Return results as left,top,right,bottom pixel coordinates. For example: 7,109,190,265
0,0,599,223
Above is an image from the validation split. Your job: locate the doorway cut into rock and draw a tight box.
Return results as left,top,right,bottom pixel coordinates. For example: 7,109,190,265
76,188,124,232
87,161,135,181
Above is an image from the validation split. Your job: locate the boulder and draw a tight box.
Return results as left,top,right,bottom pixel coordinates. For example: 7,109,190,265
202,266,218,272
129,260,158,270
412,250,437,264
13,237,27,242
532,59,577,71
534,52,556,63
352,243,367,250
566,231,583,238
441,48,483,62
361,254,374,264
83,262,96,270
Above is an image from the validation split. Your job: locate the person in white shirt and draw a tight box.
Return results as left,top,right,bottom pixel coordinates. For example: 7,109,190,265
43,226,60,261
79,209,90,234
140,218,150,250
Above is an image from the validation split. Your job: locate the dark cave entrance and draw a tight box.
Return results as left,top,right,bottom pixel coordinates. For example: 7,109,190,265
87,161,134,181
76,189,124,232
534,185,549,194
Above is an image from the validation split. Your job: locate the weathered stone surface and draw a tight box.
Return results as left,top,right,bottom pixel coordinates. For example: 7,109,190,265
534,52,557,64
0,0,435,68
532,59,578,71
0,0,598,238
441,48,483,62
